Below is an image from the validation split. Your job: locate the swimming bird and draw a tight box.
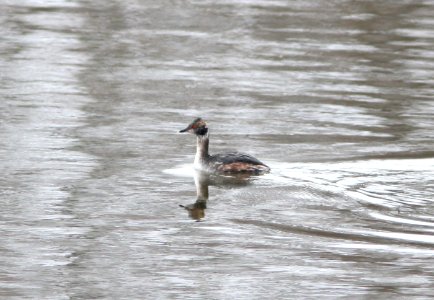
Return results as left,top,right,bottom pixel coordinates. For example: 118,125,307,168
179,118,270,174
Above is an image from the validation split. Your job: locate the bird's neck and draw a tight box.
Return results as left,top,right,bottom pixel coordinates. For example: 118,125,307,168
194,133,209,166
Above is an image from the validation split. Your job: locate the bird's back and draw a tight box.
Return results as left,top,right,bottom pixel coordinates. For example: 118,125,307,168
208,152,270,174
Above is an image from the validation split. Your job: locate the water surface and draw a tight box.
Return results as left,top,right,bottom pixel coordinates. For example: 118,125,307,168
1,0,434,298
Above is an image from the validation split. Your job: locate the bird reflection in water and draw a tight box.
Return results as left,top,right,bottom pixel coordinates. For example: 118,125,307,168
180,170,254,221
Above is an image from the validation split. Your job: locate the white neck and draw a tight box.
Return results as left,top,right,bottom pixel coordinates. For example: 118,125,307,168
194,133,209,169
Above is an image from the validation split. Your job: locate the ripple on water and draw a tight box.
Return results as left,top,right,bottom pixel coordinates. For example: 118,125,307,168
166,156,434,250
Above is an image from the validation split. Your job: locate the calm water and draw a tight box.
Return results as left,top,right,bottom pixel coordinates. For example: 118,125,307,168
1,0,434,298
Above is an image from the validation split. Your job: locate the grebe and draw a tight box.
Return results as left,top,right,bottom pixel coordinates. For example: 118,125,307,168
179,118,270,174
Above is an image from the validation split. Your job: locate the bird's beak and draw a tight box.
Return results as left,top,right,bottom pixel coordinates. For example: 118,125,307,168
179,125,191,133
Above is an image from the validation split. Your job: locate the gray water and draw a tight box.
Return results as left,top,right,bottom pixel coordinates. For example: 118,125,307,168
1,0,434,299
